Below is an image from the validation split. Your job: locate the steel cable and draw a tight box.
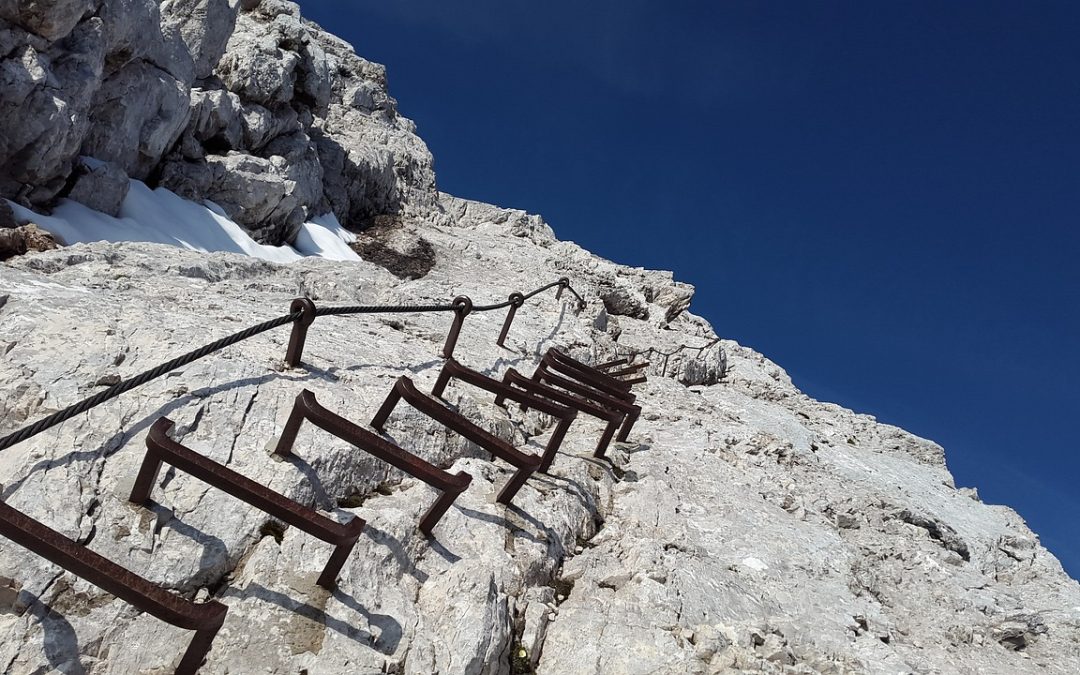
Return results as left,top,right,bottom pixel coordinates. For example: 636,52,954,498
0,280,585,454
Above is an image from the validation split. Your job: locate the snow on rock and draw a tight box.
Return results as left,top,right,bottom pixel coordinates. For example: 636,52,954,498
0,201,1078,673
0,0,437,242
6,176,359,265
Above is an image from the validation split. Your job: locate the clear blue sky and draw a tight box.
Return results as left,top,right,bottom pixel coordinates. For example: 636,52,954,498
301,1,1080,578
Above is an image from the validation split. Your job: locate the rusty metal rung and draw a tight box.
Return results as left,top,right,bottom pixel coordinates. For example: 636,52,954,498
432,358,578,473
548,349,639,393
537,356,630,401
533,367,641,444
607,362,650,378
0,499,227,675
595,357,630,371
372,376,541,505
273,390,472,537
130,418,366,590
498,369,624,459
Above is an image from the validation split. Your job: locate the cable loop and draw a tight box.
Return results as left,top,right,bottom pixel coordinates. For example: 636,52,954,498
452,295,473,316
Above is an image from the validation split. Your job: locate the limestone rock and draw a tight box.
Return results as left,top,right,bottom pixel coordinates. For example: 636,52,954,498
66,159,129,216
0,217,1079,674
1,1,1079,673
82,60,192,180
0,0,439,241
159,0,240,79
0,25,101,205
0,0,94,41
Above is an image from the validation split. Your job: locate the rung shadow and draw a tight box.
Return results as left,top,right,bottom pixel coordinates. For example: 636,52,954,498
0,500,226,675
272,389,471,537
372,376,541,505
432,358,578,473
130,418,365,590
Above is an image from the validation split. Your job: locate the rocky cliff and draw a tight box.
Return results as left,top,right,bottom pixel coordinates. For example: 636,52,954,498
1,0,436,243
1,2,1079,674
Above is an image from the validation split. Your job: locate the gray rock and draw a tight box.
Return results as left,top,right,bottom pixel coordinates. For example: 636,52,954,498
66,159,129,215
0,0,94,41
0,0,440,243
97,0,194,84
215,10,298,105
196,151,303,243
649,281,694,324
0,30,100,205
159,0,240,79
82,59,191,179
601,284,649,319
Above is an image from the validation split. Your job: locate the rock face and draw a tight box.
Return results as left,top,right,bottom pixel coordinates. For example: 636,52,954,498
0,0,437,243
0,199,1078,673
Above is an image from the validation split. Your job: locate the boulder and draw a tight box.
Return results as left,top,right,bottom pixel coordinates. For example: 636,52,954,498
0,222,57,259
66,159,129,216
82,60,191,180
159,0,240,79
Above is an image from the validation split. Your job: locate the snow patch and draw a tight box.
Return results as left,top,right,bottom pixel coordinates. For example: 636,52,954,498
6,178,361,265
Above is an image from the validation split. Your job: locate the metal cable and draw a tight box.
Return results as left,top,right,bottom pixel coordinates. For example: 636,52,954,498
624,337,722,360
0,279,586,454
0,311,301,452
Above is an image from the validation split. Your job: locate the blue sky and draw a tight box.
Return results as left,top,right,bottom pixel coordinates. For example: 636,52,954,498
301,1,1080,578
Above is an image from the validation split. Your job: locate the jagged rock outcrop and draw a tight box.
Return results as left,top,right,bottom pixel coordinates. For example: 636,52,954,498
0,0,437,243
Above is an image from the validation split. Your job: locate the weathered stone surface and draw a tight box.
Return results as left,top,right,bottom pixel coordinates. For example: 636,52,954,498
1,202,1077,673
159,0,239,79
0,0,93,41
66,159,129,216
0,0,439,241
1,1,1079,672
82,60,192,180
0,20,102,205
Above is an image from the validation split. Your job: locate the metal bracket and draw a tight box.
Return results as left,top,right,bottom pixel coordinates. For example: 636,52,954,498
442,296,473,359
130,418,365,590
285,297,317,368
372,376,541,505
273,389,472,537
496,293,525,348
432,358,578,473
0,500,227,675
